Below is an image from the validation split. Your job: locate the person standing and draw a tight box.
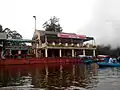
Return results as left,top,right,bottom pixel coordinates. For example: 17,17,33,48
108,57,113,63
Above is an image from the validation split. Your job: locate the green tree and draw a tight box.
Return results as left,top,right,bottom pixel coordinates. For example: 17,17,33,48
0,25,22,39
0,25,3,32
96,44,111,55
43,16,63,32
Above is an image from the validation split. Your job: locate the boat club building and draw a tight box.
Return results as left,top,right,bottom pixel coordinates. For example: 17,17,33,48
0,32,34,59
32,30,96,58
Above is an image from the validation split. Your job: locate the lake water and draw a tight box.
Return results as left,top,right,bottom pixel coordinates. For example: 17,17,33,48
0,63,120,90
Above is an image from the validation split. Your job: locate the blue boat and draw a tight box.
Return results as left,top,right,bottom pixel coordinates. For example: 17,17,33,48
83,59,93,64
97,62,120,67
78,55,97,64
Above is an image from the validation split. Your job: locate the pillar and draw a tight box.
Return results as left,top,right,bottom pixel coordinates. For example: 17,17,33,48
59,49,62,57
45,36,47,43
72,49,74,57
45,48,48,57
18,50,21,54
36,49,38,57
34,49,36,54
83,49,85,55
75,52,76,57
93,49,96,56
10,49,12,55
27,49,29,54
38,50,41,57
52,51,54,57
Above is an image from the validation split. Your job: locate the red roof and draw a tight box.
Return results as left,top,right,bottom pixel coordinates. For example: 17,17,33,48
57,33,86,39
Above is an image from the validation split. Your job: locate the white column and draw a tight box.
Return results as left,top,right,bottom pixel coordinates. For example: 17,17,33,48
34,49,36,54
10,49,12,55
72,49,74,57
83,49,85,55
18,50,21,54
36,49,38,57
45,36,47,43
93,49,96,56
38,50,41,57
75,52,76,57
45,48,48,57
59,49,62,57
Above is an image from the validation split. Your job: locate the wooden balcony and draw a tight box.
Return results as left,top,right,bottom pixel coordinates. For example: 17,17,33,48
5,46,32,50
38,43,96,50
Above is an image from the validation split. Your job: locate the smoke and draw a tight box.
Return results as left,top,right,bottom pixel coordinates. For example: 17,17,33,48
78,0,120,48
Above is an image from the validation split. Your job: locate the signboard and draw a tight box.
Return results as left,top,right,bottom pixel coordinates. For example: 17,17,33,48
57,33,86,39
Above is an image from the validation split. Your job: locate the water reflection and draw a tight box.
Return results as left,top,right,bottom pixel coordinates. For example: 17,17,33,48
0,63,99,89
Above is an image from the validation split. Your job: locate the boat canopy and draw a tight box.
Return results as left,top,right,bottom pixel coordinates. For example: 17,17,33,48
97,55,110,58
78,55,93,58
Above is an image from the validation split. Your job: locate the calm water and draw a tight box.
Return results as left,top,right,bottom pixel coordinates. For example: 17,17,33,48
0,63,120,90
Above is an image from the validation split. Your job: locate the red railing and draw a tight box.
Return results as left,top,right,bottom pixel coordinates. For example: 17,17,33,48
0,57,82,65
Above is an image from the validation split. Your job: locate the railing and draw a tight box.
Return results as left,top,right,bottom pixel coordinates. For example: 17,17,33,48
40,43,96,48
40,43,47,48
5,46,32,50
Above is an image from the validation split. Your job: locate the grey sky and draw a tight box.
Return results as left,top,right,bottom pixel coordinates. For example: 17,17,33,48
0,0,120,47
78,0,120,47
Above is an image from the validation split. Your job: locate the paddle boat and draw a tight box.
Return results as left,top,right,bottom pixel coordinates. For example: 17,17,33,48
97,55,110,62
83,59,93,64
78,55,96,64
79,55,110,64
97,57,120,67
97,62,120,67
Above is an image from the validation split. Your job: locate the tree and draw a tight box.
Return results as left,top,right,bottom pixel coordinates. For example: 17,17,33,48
0,25,3,32
43,16,63,32
96,44,111,55
8,30,22,39
0,25,22,39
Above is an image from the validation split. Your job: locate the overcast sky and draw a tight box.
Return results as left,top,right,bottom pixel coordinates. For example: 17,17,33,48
0,0,120,47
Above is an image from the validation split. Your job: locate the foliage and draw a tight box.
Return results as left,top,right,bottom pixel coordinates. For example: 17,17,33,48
0,25,22,39
96,44,120,57
0,25,3,32
0,25,23,58
43,16,63,32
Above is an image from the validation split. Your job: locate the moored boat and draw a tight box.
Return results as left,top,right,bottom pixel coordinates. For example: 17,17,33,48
97,62,120,67
97,55,110,62
83,59,93,64
78,55,97,64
